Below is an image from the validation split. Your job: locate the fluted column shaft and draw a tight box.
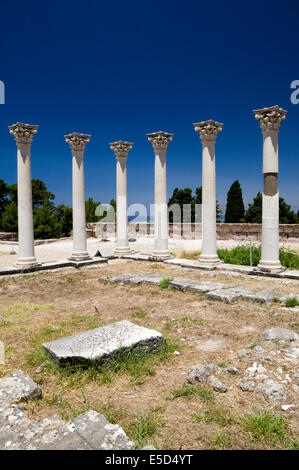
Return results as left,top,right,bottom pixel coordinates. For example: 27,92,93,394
254,105,287,272
147,131,173,259
65,132,91,261
194,120,223,264
110,141,133,254
9,123,39,267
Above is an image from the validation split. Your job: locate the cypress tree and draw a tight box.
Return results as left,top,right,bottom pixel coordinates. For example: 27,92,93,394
225,180,245,223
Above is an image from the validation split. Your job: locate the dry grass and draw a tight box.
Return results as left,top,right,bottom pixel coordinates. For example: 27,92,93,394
0,259,298,449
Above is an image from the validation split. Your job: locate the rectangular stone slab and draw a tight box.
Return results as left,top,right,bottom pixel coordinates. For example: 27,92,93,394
43,320,165,367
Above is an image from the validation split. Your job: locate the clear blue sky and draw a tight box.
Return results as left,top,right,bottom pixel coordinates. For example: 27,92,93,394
0,0,298,213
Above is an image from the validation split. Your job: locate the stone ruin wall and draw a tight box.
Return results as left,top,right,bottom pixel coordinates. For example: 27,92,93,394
89,223,299,241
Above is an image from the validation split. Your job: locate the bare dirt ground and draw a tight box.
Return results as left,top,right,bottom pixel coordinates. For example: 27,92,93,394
0,260,298,449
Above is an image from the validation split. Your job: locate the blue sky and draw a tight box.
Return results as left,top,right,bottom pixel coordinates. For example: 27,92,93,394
0,0,298,213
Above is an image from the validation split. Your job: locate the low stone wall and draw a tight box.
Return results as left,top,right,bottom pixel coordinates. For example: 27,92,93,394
0,232,17,241
90,222,299,241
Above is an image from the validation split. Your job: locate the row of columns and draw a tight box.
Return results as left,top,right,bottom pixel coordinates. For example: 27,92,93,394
8,104,287,271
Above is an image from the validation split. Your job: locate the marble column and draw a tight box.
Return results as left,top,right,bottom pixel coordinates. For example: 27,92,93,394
65,132,91,261
8,122,39,267
110,141,133,255
253,105,287,272
147,131,173,258
193,120,223,264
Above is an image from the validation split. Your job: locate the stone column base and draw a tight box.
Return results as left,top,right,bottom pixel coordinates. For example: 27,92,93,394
198,254,222,265
257,260,285,273
69,252,91,262
114,247,135,255
15,257,40,268
151,250,173,260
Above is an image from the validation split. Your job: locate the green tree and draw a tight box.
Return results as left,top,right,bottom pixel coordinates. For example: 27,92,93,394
168,187,194,222
8,179,55,208
245,192,298,224
0,179,9,217
85,197,101,223
54,204,73,237
225,180,245,223
0,201,18,232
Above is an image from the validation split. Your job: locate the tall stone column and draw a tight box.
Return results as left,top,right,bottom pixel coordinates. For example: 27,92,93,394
253,105,287,272
65,132,91,261
193,120,223,265
147,131,173,258
110,141,133,255
8,122,39,267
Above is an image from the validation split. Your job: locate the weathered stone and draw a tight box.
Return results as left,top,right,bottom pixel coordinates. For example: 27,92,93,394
281,348,299,359
239,381,255,392
0,370,42,406
169,278,232,293
261,328,299,342
205,287,254,303
207,375,227,392
255,379,286,403
281,404,295,411
187,365,210,384
142,445,157,450
245,362,266,378
35,411,135,450
99,273,166,286
241,290,284,304
253,345,264,354
238,349,252,358
226,367,242,375
43,320,165,368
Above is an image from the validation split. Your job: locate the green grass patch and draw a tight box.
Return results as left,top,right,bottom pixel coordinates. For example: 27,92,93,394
126,410,163,449
217,245,299,269
132,310,147,319
209,430,231,450
159,277,173,289
285,297,299,308
171,383,214,403
194,406,236,426
240,411,289,445
1,303,54,317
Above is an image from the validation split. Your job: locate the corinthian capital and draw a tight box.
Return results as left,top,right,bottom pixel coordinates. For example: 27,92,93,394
253,105,287,132
9,122,38,145
110,141,133,158
147,131,173,150
64,132,91,152
193,120,223,142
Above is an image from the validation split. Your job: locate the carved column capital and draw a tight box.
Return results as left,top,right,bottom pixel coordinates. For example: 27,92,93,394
64,132,91,152
9,122,38,145
110,141,133,158
147,131,173,150
253,105,287,132
193,120,223,142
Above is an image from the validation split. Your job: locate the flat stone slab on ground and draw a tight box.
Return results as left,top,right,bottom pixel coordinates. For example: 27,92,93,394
169,278,233,293
0,370,42,406
205,287,255,303
99,273,166,286
43,320,165,367
260,328,299,342
241,290,285,304
35,410,135,450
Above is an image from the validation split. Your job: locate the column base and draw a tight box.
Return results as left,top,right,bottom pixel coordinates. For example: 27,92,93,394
114,247,135,255
151,250,173,260
69,252,91,262
257,260,285,273
14,257,40,268
198,254,223,265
